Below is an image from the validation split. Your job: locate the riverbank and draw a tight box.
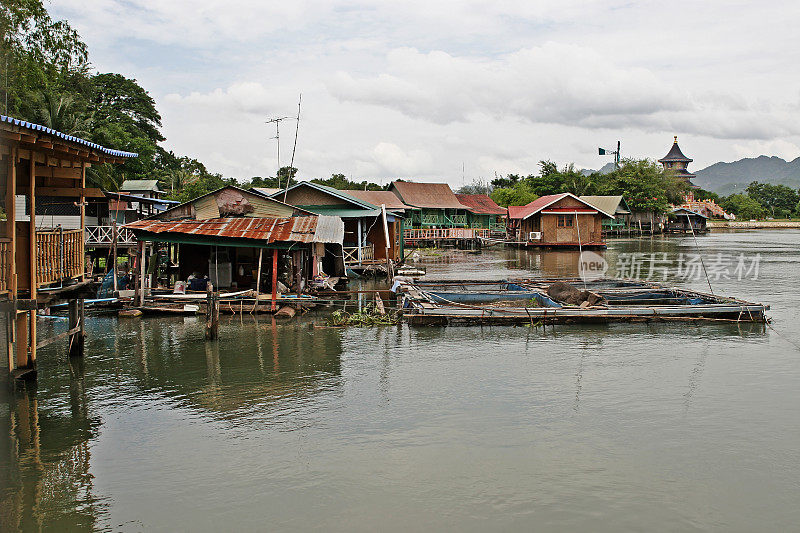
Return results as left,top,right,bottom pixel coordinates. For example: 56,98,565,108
709,219,800,229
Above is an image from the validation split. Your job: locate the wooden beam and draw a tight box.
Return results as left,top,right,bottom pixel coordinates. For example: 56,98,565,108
16,186,104,198
80,162,86,281
29,154,37,367
6,146,16,370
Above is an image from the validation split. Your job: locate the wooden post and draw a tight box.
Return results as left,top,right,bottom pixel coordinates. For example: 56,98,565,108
15,312,28,370
294,250,302,296
111,220,118,292
67,298,84,357
357,218,363,264
6,146,16,369
205,282,218,340
138,241,146,307
28,152,37,368
80,162,86,281
255,248,263,294
271,248,278,312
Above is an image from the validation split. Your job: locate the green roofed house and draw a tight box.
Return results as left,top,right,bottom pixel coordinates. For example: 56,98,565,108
119,179,163,199
579,195,631,233
273,181,404,268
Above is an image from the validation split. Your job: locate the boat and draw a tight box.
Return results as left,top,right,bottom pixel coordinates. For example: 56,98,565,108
398,278,769,325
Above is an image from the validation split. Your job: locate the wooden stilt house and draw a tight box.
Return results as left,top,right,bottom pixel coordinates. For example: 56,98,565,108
0,114,137,379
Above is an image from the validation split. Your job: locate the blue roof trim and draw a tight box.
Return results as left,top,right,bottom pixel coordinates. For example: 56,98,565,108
1,114,138,158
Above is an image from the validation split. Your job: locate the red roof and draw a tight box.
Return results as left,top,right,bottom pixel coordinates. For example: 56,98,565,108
507,193,609,220
454,194,506,215
125,216,342,244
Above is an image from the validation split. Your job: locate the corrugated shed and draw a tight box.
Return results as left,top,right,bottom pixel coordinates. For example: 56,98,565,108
120,180,160,191
1,114,138,157
579,195,630,216
126,216,343,244
343,190,413,211
389,181,466,209
150,186,311,221
454,194,506,215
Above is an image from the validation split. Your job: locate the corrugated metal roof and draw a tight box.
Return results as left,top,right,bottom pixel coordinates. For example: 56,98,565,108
120,179,161,191
579,195,630,215
253,187,281,196
298,205,383,218
389,181,466,209
126,216,344,244
1,114,138,157
454,194,506,215
343,190,414,210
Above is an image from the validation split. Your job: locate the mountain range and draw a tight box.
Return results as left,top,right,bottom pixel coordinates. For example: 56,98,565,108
693,156,800,194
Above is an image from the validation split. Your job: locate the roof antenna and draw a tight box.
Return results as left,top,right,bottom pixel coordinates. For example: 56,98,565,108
266,115,290,189
283,93,302,202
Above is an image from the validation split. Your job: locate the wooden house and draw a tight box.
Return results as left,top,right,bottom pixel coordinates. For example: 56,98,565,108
665,207,708,234
274,182,403,268
125,186,344,295
119,179,163,199
388,181,470,229
507,193,613,248
1,114,137,379
455,193,507,235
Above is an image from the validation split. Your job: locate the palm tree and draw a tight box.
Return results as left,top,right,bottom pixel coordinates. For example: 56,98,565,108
32,89,93,136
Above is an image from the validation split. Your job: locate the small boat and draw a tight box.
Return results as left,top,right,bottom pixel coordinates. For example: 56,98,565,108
398,278,768,326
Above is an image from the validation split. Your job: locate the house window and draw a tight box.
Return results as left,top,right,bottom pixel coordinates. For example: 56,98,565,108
557,215,573,228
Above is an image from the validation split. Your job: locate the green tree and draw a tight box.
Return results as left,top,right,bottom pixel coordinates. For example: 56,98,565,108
490,182,538,207
721,194,767,220
311,173,383,191
745,181,799,218
599,158,687,213
456,179,491,195
31,88,91,135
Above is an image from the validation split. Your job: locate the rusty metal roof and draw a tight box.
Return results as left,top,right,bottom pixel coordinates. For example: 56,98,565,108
454,194,506,215
389,181,466,209
343,190,414,211
126,215,343,244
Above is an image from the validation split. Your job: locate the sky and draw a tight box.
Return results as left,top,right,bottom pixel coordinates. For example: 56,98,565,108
51,0,800,186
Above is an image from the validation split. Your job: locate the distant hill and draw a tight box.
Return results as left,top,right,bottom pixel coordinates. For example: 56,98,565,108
580,162,616,176
694,155,800,195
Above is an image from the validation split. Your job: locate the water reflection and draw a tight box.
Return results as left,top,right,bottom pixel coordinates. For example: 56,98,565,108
1,357,102,531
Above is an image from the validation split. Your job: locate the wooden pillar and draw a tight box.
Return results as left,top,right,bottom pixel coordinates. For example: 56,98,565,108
111,220,118,291
28,152,37,368
255,248,263,294
205,282,218,340
15,312,28,369
357,218,363,264
293,250,302,296
67,298,84,357
80,162,86,280
6,146,17,369
138,241,146,306
271,248,278,312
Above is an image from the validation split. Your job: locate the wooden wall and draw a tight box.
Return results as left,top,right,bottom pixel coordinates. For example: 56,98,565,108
283,187,349,207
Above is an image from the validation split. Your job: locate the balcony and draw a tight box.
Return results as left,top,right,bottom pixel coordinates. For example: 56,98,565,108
85,225,138,247
343,244,375,265
36,229,85,287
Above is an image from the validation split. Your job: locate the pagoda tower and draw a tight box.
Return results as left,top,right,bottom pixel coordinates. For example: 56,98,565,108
659,136,696,187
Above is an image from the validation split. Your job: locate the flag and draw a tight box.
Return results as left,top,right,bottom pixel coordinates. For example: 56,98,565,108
598,148,606,155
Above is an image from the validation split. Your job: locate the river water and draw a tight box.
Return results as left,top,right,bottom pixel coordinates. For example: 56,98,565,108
2,229,799,531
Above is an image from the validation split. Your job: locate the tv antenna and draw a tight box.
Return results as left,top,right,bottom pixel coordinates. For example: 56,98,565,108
266,115,291,188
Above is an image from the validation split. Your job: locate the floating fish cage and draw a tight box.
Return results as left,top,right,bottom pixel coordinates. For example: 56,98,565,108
398,278,769,326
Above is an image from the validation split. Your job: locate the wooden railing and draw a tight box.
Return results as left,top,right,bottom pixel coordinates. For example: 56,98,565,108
343,244,375,264
85,225,137,246
36,229,84,286
0,238,10,294
404,228,489,241
447,214,468,226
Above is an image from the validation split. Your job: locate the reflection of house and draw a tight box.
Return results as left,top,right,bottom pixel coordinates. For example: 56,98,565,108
665,207,708,234
507,193,612,248
455,193,507,235
580,195,631,232
1,114,137,378
659,136,696,187
274,182,403,267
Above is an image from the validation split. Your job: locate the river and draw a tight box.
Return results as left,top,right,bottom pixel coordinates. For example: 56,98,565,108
2,229,799,531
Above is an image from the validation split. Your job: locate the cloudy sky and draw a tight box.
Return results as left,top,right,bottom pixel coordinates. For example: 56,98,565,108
52,0,800,185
